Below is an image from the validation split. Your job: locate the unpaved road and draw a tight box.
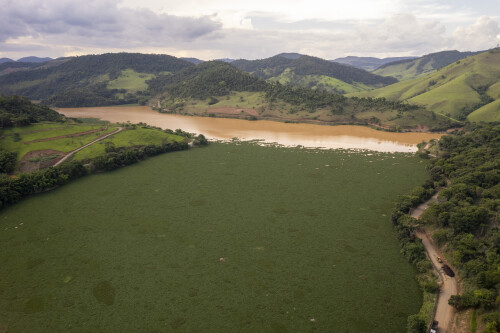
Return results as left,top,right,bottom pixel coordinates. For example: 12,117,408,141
411,194,458,333
54,127,123,166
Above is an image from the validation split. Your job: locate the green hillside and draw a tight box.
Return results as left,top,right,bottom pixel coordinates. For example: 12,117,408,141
151,61,457,131
231,54,397,93
372,50,483,81
351,49,500,121
0,53,193,107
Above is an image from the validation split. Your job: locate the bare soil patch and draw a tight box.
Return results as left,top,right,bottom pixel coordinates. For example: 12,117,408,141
208,107,258,117
19,149,65,173
23,127,107,144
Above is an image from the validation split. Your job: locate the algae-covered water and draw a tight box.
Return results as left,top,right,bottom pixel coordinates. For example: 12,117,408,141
0,143,426,332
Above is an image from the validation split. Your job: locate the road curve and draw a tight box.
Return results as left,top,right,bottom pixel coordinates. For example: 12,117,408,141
54,127,123,166
411,194,458,333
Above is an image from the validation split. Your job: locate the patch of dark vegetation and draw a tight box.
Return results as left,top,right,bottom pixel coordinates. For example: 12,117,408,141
92,281,115,305
0,95,62,128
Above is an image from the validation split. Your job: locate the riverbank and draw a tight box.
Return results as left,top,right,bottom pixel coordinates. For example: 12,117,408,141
57,105,443,152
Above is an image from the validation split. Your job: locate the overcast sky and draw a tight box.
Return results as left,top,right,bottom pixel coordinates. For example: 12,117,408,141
1,0,499,60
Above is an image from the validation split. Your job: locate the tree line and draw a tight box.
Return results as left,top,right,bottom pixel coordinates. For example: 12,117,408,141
0,139,189,210
391,123,500,333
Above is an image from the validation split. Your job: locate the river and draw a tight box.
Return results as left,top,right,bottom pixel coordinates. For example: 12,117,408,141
57,106,442,152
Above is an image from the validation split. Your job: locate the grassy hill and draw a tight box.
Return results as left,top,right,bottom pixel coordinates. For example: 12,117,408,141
0,53,193,107
151,61,457,131
350,49,500,121
373,50,483,81
231,54,397,93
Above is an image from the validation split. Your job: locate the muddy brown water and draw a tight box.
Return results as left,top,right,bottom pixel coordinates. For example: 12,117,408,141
57,106,443,152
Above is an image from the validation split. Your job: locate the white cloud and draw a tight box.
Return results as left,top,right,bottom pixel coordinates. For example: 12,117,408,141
0,0,498,60
452,16,500,50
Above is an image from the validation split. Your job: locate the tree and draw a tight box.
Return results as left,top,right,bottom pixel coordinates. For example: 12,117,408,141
407,314,426,333
0,150,17,174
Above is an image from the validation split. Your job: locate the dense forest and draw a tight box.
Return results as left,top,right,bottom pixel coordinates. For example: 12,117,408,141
392,123,500,332
148,61,268,98
0,95,62,128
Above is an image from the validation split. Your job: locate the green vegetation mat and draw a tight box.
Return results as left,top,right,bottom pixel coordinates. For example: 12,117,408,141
0,142,428,332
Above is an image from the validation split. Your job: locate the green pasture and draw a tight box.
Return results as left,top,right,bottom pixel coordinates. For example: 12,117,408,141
73,126,185,160
107,69,155,92
268,68,375,93
0,142,427,332
351,50,500,121
467,100,500,122
0,123,117,161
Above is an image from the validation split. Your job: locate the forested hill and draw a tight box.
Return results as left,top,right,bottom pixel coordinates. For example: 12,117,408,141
231,54,398,93
0,53,194,106
351,49,500,122
0,95,62,127
331,56,417,71
373,50,484,81
148,61,268,99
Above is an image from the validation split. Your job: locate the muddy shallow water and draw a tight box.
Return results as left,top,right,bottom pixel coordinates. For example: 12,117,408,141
58,106,442,152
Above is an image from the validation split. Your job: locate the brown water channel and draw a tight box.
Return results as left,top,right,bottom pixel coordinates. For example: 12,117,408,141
58,106,442,152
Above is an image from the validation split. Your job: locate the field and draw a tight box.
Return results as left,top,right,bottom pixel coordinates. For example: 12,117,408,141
0,121,185,172
0,142,427,332
107,69,155,93
0,123,118,162
73,126,185,160
268,68,375,93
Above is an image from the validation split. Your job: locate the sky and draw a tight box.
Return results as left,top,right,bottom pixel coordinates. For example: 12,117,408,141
0,0,499,60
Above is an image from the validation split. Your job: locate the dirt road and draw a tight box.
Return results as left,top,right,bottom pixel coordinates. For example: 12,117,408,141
411,194,458,333
54,127,123,166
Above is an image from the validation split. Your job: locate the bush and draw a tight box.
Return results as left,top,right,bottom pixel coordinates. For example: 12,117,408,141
407,314,426,333
432,229,449,247
0,150,17,174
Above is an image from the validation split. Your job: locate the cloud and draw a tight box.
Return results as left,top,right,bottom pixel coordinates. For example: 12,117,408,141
0,0,222,45
0,0,498,60
452,16,500,50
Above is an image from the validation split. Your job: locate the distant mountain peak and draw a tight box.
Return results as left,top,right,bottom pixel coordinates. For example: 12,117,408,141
276,53,304,60
16,56,53,63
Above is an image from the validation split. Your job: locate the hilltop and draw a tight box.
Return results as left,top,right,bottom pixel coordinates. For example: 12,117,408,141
350,49,500,122
373,50,483,81
231,54,397,93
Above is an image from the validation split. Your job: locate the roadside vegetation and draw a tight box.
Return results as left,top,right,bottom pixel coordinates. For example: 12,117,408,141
391,123,500,332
